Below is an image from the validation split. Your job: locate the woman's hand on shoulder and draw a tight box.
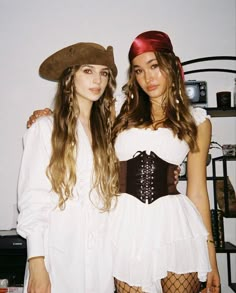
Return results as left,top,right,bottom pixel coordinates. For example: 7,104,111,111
27,108,52,129
27,257,51,293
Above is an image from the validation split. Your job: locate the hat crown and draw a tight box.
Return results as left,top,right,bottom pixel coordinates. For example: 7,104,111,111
39,42,117,81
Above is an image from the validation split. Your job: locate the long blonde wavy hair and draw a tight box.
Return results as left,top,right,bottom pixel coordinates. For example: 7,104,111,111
47,65,119,211
112,51,198,152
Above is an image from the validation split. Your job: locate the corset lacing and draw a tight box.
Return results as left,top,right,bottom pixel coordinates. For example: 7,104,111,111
119,151,180,204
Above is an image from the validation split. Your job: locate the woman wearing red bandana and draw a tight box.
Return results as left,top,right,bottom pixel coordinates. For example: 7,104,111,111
111,31,220,293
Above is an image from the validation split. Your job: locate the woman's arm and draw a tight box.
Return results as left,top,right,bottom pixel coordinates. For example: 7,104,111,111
186,118,220,291
26,107,182,184
17,118,54,292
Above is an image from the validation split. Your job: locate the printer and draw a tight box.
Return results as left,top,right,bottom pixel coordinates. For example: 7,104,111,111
0,230,26,286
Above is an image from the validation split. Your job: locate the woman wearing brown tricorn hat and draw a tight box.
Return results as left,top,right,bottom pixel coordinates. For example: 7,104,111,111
17,42,120,293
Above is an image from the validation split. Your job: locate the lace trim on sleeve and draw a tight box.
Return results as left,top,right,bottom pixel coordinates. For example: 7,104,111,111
190,106,211,126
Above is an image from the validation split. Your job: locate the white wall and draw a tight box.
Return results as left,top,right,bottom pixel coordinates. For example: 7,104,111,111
0,0,235,291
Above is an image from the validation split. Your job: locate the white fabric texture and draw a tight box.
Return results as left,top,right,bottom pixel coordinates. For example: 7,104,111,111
17,116,114,293
110,107,212,293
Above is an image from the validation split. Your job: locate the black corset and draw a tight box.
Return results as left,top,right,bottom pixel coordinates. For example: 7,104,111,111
119,151,180,204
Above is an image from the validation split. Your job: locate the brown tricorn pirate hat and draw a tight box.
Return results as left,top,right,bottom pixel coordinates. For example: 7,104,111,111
39,42,117,81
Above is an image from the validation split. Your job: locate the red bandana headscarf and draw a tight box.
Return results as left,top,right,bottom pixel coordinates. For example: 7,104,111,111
128,30,184,79
129,30,173,61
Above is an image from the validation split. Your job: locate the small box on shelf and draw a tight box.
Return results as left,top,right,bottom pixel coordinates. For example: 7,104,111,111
222,144,236,157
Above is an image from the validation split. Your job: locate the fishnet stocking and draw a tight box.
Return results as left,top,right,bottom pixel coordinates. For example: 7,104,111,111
161,272,201,293
114,279,143,293
114,272,201,293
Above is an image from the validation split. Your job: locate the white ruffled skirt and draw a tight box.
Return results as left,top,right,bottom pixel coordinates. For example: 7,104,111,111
110,193,211,293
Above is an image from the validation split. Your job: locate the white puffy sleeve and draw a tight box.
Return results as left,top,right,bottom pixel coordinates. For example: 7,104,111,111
190,106,211,126
17,116,57,259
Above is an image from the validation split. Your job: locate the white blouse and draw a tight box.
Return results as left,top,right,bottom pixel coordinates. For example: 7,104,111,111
17,116,114,293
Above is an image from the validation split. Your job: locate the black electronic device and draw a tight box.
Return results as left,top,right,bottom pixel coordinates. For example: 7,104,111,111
0,230,27,286
185,80,207,107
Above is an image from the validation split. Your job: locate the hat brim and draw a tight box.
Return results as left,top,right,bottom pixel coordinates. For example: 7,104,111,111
39,42,117,81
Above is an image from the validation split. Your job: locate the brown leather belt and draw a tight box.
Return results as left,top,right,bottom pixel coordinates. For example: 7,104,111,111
119,151,180,204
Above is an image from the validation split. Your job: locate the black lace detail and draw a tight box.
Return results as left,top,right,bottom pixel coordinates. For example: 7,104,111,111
119,151,179,204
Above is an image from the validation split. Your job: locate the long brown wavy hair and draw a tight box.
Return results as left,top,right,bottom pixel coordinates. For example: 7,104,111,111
112,52,198,152
47,65,119,211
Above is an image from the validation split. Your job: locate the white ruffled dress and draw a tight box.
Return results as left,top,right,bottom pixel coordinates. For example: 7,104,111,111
110,107,212,293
